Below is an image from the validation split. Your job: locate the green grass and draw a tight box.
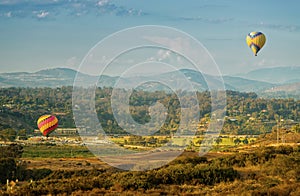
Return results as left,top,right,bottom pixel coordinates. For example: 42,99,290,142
219,138,235,145
110,137,125,144
22,144,94,158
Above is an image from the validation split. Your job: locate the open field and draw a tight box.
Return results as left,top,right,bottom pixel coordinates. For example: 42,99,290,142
22,144,94,158
20,142,234,171
21,157,109,171
14,134,268,173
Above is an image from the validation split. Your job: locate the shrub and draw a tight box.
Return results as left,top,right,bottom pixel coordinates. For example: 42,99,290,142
0,158,16,184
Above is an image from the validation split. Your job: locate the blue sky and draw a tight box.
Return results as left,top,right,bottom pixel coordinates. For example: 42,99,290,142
0,0,300,75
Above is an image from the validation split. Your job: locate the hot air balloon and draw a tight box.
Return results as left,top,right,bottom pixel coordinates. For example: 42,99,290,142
37,115,58,137
246,32,266,56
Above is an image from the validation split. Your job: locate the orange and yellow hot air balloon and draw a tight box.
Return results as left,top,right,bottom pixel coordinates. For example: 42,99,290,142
246,32,266,56
37,115,58,136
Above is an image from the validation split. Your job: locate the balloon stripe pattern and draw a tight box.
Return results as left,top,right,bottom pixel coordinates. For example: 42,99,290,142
246,32,266,56
37,115,58,136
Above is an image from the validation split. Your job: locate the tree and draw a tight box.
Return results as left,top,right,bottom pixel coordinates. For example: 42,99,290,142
0,128,17,141
242,138,249,145
18,129,27,140
0,158,16,184
0,144,24,159
146,136,157,146
234,138,241,145
215,137,222,146
291,124,300,133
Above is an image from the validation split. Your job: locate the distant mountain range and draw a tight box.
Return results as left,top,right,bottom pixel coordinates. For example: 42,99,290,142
235,66,300,84
0,66,299,98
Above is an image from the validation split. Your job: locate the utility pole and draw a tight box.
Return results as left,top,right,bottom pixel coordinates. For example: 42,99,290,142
277,116,280,144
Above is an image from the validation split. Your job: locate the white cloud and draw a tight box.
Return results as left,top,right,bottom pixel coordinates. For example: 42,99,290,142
143,36,191,53
257,58,277,67
257,58,266,66
66,56,79,68
36,10,49,18
178,16,233,24
0,0,60,5
97,0,109,7
5,11,12,17
157,49,171,61
256,21,300,32
0,0,147,19
144,49,175,63
0,0,19,5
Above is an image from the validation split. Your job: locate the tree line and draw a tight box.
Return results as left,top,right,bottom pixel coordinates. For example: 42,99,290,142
0,87,299,139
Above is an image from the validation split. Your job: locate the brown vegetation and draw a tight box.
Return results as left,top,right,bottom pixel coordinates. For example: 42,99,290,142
1,144,299,195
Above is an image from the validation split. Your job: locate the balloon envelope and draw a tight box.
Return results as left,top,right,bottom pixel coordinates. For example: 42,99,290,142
37,115,58,136
246,32,266,56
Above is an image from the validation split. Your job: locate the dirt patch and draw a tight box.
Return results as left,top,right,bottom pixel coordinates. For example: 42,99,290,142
21,157,110,170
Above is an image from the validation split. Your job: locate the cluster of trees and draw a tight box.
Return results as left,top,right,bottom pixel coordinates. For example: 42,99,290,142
119,136,252,149
0,129,28,142
0,87,73,132
124,135,170,147
224,91,299,135
0,144,53,185
0,144,24,184
0,87,299,139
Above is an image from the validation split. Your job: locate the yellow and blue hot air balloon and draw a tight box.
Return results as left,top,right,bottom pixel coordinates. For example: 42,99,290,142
37,115,58,137
246,32,266,56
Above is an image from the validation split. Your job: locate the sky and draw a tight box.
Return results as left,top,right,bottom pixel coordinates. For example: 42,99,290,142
0,0,300,75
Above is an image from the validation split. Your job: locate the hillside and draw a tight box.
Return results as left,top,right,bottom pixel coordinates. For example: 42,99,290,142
0,112,34,131
223,76,275,92
0,67,276,92
237,66,300,84
265,82,300,93
0,68,99,88
0,67,299,98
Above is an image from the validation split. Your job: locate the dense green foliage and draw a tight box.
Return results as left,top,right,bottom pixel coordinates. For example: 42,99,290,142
0,144,53,184
0,143,23,159
0,87,299,138
0,158,17,184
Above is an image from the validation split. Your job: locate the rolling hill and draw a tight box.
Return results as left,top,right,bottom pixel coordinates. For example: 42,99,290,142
236,66,300,84
0,67,299,98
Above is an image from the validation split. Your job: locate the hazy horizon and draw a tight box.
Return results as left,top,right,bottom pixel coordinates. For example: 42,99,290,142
1,65,299,77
